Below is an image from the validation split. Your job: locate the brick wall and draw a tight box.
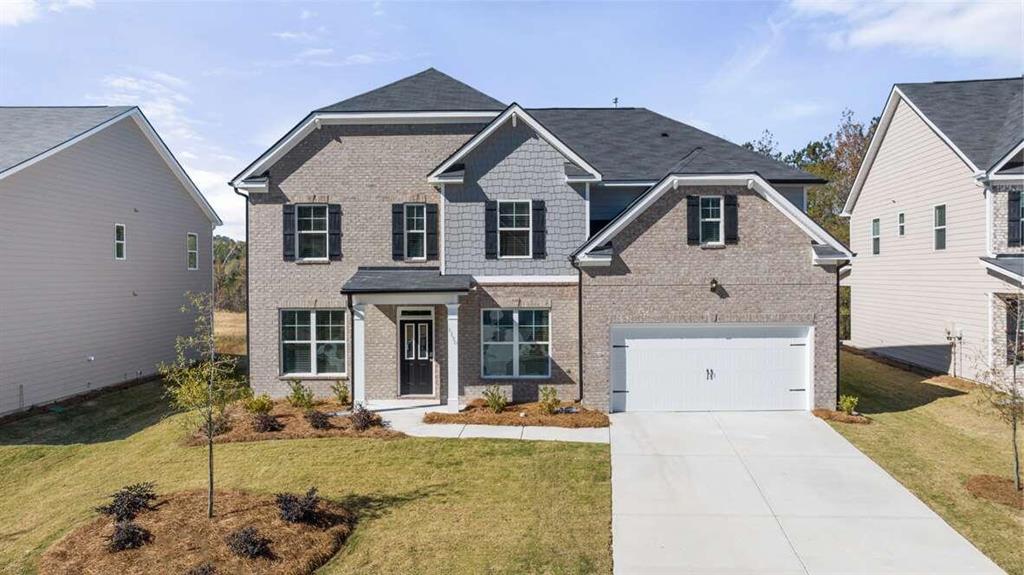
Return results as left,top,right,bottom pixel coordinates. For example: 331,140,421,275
991,184,1024,254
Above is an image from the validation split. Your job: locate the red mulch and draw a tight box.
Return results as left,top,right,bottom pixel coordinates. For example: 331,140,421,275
812,408,871,424
965,475,1024,510
423,399,609,428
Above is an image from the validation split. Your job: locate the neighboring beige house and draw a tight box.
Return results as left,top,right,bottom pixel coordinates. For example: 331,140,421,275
232,68,850,413
844,77,1024,382
0,107,222,415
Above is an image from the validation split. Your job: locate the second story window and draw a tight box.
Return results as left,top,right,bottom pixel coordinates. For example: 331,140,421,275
297,205,328,260
933,205,946,250
898,212,905,237
699,196,723,245
498,200,531,258
871,218,880,255
114,223,126,260
404,204,426,260
186,233,199,270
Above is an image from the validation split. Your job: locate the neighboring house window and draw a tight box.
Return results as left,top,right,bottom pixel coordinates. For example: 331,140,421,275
699,196,723,245
114,223,126,260
281,310,345,375
404,204,426,260
898,212,905,237
296,204,328,260
871,218,880,255
933,205,947,250
498,200,532,258
186,233,199,270
481,309,550,378
1007,298,1023,365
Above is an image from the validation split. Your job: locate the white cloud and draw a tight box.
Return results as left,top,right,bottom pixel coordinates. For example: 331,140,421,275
790,0,1023,61
299,8,315,19
298,47,334,59
0,0,93,26
48,0,93,12
772,100,829,121
706,17,788,92
272,30,315,42
372,1,385,17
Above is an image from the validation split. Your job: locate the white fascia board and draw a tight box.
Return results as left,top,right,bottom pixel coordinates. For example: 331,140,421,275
981,259,1024,286
989,139,1024,176
232,110,499,187
601,180,658,187
472,275,579,284
351,291,464,306
989,174,1024,182
566,175,601,183
576,254,612,267
427,104,602,184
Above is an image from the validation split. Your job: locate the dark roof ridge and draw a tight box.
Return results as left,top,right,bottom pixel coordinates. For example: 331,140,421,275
898,76,1023,86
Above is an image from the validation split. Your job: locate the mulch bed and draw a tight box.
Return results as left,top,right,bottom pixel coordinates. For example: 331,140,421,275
965,475,1024,510
40,489,354,575
423,399,609,428
812,408,871,424
186,401,404,446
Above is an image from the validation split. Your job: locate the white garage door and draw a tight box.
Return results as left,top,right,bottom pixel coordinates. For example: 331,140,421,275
610,324,812,412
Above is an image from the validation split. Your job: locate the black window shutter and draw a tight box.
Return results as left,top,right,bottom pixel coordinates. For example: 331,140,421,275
282,204,296,261
724,195,739,244
1009,191,1021,247
532,200,547,259
686,196,700,245
328,204,342,260
485,200,498,259
426,203,439,260
391,204,404,260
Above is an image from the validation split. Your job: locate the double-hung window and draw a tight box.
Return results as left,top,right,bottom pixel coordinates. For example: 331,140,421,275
296,205,328,260
114,223,126,260
481,309,550,378
871,218,880,255
498,200,531,258
897,212,905,237
933,205,947,250
404,204,426,260
699,196,723,245
281,310,346,375
186,233,199,270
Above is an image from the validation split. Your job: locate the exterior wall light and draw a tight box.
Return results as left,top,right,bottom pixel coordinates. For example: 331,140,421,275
710,278,719,292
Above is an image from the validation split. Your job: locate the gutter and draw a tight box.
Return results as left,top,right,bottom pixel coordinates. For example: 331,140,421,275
232,184,252,383
570,256,584,404
835,260,848,407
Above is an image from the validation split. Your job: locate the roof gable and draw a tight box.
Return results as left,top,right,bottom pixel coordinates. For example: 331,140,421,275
0,106,134,174
317,68,505,113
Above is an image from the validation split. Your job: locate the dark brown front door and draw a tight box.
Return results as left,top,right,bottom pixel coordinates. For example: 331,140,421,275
400,320,433,395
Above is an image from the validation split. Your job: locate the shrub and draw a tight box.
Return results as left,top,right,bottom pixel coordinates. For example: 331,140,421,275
305,410,332,430
349,404,384,431
838,394,860,415
286,380,315,410
482,386,508,414
185,562,216,575
242,394,274,416
251,413,283,433
106,520,150,552
275,487,320,524
225,526,271,559
96,482,157,522
331,380,350,405
538,386,560,415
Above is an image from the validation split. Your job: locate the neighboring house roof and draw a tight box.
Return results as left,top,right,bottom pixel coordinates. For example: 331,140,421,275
0,106,222,226
981,255,1024,284
340,267,473,293
316,68,506,113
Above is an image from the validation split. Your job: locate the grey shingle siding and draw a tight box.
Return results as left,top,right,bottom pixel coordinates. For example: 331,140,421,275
0,106,134,174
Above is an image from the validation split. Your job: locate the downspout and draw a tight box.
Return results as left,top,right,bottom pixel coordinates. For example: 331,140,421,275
835,261,848,407
570,257,584,403
232,185,251,382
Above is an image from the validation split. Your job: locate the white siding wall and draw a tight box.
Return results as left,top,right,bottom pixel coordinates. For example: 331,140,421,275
848,99,1006,380
0,119,213,415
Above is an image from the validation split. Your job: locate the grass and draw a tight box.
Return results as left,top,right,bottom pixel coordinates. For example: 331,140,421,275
0,381,611,575
215,311,246,356
834,350,1023,575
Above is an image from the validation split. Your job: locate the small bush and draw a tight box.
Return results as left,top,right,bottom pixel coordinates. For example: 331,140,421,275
225,526,271,559
251,413,283,433
838,394,860,415
106,520,150,552
482,386,508,414
538,386,560,415
286,380,315,410
349,404,384,431
185,562,216,575
275,487,320,524
305,410,332,430
242,393,274,415
96,482,157,522
331,380,350,405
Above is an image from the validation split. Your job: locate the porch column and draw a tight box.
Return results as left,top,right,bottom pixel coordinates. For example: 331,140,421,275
446,303,460,412
352,303,366,406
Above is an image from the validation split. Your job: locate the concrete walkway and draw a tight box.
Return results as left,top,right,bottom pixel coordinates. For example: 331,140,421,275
365,400,609,444
611,411,1004,575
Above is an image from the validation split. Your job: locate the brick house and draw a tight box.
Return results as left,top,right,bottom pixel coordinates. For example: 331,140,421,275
231,69,850,413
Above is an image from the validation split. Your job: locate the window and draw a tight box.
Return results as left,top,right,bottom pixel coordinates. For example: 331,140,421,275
1008,298,1024,365
498,200,531,258
481,309,550,378
898,212,905,237
114,224,126,260
933,205,946,250
699,196,723,245
296,205,328,259
871,218,880,255
186,233,198,270
281,309,345,375
404,204,426,260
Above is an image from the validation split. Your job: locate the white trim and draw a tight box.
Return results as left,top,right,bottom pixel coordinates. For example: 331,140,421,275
871,217,881,255
295,203,329,261
398,306,436,319
439,185,446,274
497,199,533,259
113,223,126,260
186,232,199,270
986,184,994,257
897,211,905,237
480,308,552,379
988,173,1024,182
989,140,1024,176
279,308,347,377
584,181,591,242
698,195,725,246
602,180,658,187
472,275,578,285
933,203,947,251
403,203,427,261
352,304,366,405
446,303,460,412
396,307,436,397
427,104,602,184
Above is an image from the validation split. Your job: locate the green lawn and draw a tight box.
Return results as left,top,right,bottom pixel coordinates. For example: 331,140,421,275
0,382,611,575
833,351,1023,575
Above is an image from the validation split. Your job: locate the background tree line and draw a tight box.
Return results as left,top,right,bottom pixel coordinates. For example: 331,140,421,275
214,236,246,312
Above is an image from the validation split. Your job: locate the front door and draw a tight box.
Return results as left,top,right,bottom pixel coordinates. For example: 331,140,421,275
400,320,433,395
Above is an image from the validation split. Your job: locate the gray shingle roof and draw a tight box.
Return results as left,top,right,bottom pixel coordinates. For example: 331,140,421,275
897,77,1023,170
341,267,473,293
529,108,823,183
0,106,134,174
317,68,505,113
982,255,1024,279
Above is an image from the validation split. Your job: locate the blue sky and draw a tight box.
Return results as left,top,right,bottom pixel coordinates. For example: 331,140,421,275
2,0,1021,239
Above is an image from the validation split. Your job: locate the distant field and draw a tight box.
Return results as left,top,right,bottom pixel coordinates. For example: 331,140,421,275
214,311,246,356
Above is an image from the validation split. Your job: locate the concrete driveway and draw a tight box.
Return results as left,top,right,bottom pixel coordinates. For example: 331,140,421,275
611,411,1004,575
